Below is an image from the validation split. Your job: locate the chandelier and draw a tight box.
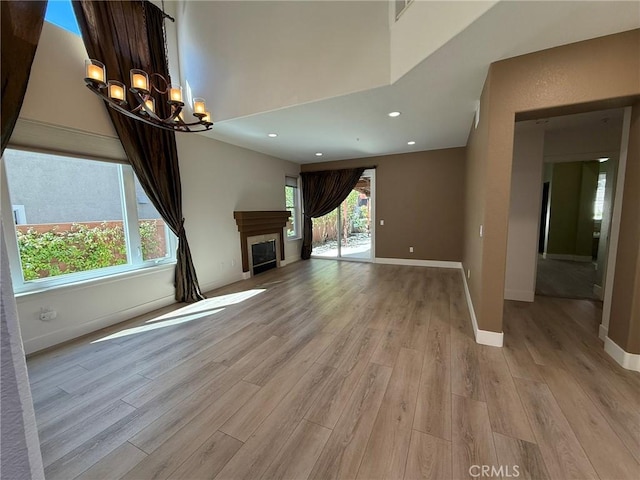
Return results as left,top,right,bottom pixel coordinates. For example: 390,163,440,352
82,4,212,133
84,60,212,133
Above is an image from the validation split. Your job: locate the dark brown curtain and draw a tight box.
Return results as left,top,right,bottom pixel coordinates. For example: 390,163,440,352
72,0,204,302
300,168,365,259
1,0,47,154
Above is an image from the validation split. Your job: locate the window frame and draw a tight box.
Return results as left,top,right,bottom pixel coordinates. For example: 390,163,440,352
2,147,177,294
593,171,607,221
285,176,301,241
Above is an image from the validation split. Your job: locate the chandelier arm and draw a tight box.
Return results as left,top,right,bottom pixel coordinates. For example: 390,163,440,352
85,82,212,133
150,73,170,95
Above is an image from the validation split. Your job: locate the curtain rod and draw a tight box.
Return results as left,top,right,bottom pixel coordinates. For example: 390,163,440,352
301,166,377,173
149,0,175,22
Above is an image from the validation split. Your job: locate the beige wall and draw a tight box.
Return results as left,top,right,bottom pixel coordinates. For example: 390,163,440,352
389,0,496,82
463,74,491,325
4,23,300,353
609,102,640,354
179,1,390,121
544,122,623,162
301,148,466,262
504,123,544,302
463,29,640,333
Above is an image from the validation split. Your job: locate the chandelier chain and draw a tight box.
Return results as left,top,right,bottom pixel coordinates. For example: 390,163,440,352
82,0,212,133
161,0,171,86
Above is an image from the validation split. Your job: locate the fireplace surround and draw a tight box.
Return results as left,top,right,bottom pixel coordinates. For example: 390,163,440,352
233,211,291,275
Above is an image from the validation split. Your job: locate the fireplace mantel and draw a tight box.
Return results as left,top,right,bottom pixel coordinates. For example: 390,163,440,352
233,211,291,273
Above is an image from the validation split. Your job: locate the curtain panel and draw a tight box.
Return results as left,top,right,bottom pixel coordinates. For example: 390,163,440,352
72,0,205,302
300,168,365,259
1,1,47,153
1,2,48,479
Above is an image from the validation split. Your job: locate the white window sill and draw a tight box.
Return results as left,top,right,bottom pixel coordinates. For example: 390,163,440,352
286,235,302,242
14,261,176,298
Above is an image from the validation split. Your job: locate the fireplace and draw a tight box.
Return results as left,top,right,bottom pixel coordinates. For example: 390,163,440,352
233,211,291,276
251,239,277,275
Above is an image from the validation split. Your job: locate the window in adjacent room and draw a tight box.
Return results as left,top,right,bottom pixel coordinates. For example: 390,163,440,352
594,172,606,220
3,148,176,292
285,176,300,239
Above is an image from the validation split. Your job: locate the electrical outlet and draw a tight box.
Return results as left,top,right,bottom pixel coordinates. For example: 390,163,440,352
409,246,414,253
39,307,57,321
380,219,384,226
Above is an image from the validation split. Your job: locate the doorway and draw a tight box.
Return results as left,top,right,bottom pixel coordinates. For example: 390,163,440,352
311,169,375,261
505,107,627,304
536,158,612,300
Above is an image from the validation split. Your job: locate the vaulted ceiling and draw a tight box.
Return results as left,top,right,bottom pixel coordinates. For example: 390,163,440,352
176,1,640,164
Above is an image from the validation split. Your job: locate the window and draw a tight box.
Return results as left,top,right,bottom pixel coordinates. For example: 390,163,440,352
395,0,414,20
45,0,80,35
594,172,607,220
3,149,175,292
285,176,300,239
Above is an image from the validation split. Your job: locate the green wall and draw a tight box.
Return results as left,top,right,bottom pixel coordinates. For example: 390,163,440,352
547,161,598,257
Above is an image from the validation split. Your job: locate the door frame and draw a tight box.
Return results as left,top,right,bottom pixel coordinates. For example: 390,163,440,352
311,168,376,262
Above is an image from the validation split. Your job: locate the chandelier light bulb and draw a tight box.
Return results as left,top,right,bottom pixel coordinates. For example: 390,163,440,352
85,59,105,85
169,84,183,103
130,69,149,91
107,80,125,101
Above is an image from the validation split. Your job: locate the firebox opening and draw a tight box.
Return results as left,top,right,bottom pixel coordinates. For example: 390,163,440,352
251,240,277,275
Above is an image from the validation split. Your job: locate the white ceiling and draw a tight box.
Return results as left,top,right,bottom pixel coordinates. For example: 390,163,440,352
540,107,625,132
192,1,639,164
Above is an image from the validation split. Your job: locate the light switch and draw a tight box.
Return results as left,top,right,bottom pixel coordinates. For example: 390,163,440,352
380,220,384,226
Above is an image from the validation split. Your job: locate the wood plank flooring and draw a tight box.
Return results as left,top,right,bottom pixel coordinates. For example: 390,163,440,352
27,260,640,479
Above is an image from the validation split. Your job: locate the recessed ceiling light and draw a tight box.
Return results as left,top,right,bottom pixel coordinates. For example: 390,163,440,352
598,157,609,163
267,133,278,138
315,152,323,157
388,111,401,118
407,141,416,145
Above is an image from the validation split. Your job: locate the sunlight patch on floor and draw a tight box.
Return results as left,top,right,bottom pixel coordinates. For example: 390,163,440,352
145,288,267,324
90,288,267,343
91,308,226,343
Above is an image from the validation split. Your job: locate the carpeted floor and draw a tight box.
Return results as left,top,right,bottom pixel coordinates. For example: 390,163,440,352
536,256,599,300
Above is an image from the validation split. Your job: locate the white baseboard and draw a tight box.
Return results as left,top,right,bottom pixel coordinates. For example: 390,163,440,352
200,273,246,294
593,284,603,300
23,293,177,354
598,324,608,341
280,255,301,267
241,272,251,280
504,289,535,302
545,253,593,262
372,258,501,346
604,337,640,372
460,269,504,347
25,272,247,354
375,258,462,269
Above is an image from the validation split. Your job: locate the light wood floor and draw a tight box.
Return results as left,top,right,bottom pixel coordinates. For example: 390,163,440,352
27,260,640,480
536,256,598,300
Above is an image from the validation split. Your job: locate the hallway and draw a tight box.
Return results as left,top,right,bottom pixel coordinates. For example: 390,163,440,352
535,257,599,300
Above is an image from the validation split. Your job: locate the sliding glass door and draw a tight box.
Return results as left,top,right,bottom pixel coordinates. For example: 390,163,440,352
311,169,374,261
